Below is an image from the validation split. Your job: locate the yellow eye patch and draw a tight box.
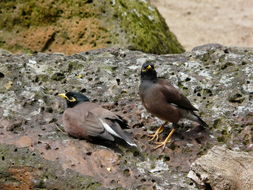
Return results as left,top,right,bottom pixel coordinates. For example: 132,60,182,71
67,96,76,102
58,93,77,102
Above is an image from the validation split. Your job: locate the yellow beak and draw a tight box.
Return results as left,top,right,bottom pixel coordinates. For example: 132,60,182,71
146,65,152,70
58,93,67,99
142,65,153,72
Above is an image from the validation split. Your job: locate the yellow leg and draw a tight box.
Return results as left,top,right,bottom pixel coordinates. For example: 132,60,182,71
148,122,168,142
153,128,176,150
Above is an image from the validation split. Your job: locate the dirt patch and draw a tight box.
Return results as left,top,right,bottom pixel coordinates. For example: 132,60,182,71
151,0,253,50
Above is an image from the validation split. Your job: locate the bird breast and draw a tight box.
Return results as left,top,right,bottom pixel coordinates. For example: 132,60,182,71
142,87,182,123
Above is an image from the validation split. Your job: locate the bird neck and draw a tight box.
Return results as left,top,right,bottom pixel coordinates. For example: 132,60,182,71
141,71,157,82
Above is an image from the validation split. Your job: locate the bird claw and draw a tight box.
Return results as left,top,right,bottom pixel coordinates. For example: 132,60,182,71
152,128,176,150
153,140,170,150
148,133,159,142
148,125,165,142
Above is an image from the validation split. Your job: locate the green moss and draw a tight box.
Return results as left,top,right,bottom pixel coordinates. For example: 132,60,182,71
213,118,222,129
220,62,234,70
35,74,50,83
218,54,226,63
51,72,65,81
68,61,86,72
0,0,98,29
202,88,213,96
113,0,184,54
102,65,118,72
217,135,225,143
196,142,212,156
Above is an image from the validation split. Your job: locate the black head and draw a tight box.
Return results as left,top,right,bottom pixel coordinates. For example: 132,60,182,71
58,92,90,108
141,62,157,81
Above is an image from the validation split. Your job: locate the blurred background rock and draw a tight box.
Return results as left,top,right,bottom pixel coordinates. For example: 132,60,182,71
0,0,184,55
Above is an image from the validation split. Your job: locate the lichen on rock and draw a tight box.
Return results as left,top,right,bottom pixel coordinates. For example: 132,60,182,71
0,44,253,189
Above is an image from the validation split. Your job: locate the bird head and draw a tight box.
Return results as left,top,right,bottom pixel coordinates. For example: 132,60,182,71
58,92,90,108
141,62,157,81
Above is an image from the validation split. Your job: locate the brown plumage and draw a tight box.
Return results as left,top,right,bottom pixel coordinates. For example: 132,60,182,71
58,92,136,147
139,62,208,149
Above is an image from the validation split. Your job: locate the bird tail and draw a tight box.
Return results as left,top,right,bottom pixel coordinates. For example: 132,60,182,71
99,119,137,147
192,112,208,128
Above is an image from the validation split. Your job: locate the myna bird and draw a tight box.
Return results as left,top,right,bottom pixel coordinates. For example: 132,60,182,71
139,62,208,150
58,92,137,147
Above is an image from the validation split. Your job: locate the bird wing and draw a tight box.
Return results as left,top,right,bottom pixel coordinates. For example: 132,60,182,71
91,107,136,146
157,79,198,111
84,111,115,141
64,102,135,145
63,103,115,141
84,111,106,136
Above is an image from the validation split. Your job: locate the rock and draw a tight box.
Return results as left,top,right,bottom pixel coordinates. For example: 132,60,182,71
0,0,184,55
0,144,102,190
0,44,253,189
0,118,24,131
188,146,253,190
14,136,33,147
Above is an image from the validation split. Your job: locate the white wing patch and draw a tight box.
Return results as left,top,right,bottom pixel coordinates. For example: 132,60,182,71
170,103,178,107
99,118,137,147
99,118,121,138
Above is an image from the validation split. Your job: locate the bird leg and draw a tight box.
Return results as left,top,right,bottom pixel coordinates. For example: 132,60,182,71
153,128,176,150
148,121,168,142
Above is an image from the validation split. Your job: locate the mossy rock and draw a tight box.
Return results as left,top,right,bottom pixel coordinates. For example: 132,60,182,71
0,0,184,54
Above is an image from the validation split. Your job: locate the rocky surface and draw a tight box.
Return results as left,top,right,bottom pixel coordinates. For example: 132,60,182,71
0,144,102,190
0,0,184,55
188,146,253,190
0,44,252,189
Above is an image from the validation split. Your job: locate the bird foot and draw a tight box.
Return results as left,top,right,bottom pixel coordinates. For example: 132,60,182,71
153,140,170,150
152,128,176,150
148,133,159,142
148,125,165,142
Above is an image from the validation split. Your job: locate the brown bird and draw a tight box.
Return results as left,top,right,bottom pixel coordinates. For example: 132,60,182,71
58,92,137,147
139,62,208,150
